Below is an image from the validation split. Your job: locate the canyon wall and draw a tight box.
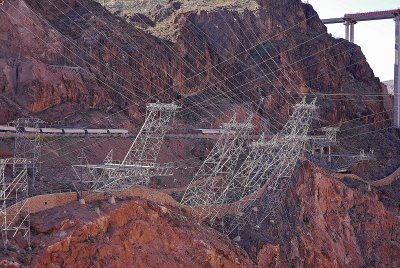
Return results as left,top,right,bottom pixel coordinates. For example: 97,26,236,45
0,0,392,128
0,0,398,188
0,0,399,267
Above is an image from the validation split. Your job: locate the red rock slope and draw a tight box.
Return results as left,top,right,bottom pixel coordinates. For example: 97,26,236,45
27,197,254,267
244,161,400,267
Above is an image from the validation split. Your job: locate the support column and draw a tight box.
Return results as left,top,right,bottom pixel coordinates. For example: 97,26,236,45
344,20,356,43
349,22,355,43
344,22,350,41
328,145,332,163
394,15,400,128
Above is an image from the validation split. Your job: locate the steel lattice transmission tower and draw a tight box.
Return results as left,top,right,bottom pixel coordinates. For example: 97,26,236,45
180,115,253,222
122,102,179,166
74,102,179,192
12,118,43,187
0,158,30,249
221,98,317,234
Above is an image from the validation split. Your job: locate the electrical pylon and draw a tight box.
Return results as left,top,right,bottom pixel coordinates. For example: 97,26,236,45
11,118,43,187
122,102,179,166
0,158,30,249
73,102,179,192
221,98,317,234
180,115,253,222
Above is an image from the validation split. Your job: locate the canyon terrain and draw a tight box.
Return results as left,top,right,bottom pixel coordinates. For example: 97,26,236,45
0,0,399,266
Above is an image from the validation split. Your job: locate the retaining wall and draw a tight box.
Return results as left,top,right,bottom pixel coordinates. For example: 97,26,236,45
1,186,180,223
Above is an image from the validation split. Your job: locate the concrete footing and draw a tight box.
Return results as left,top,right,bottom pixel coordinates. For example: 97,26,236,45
108,196,116,205
95,206,101,215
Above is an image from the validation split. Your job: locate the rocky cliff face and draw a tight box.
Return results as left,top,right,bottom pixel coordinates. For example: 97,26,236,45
1,162,398,267
242,160,400,267
1,0,398,176
0,0,392,128
1,196,254,267
105,0,390,130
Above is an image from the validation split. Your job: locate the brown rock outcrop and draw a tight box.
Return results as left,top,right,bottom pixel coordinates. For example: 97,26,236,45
2,163,398,267
1,0,397,178
0,0,397,193
26,197,254,267
0,0,392,129
245,161,400,267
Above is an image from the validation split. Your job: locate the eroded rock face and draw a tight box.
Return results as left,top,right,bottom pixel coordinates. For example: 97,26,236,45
26,198,254,267
2,0,397,175
246,161,400,267
0,0,175,126
0,58,110,115
1,0,397,179
1,164,398,267
0,0,392,129
99,0,390,128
